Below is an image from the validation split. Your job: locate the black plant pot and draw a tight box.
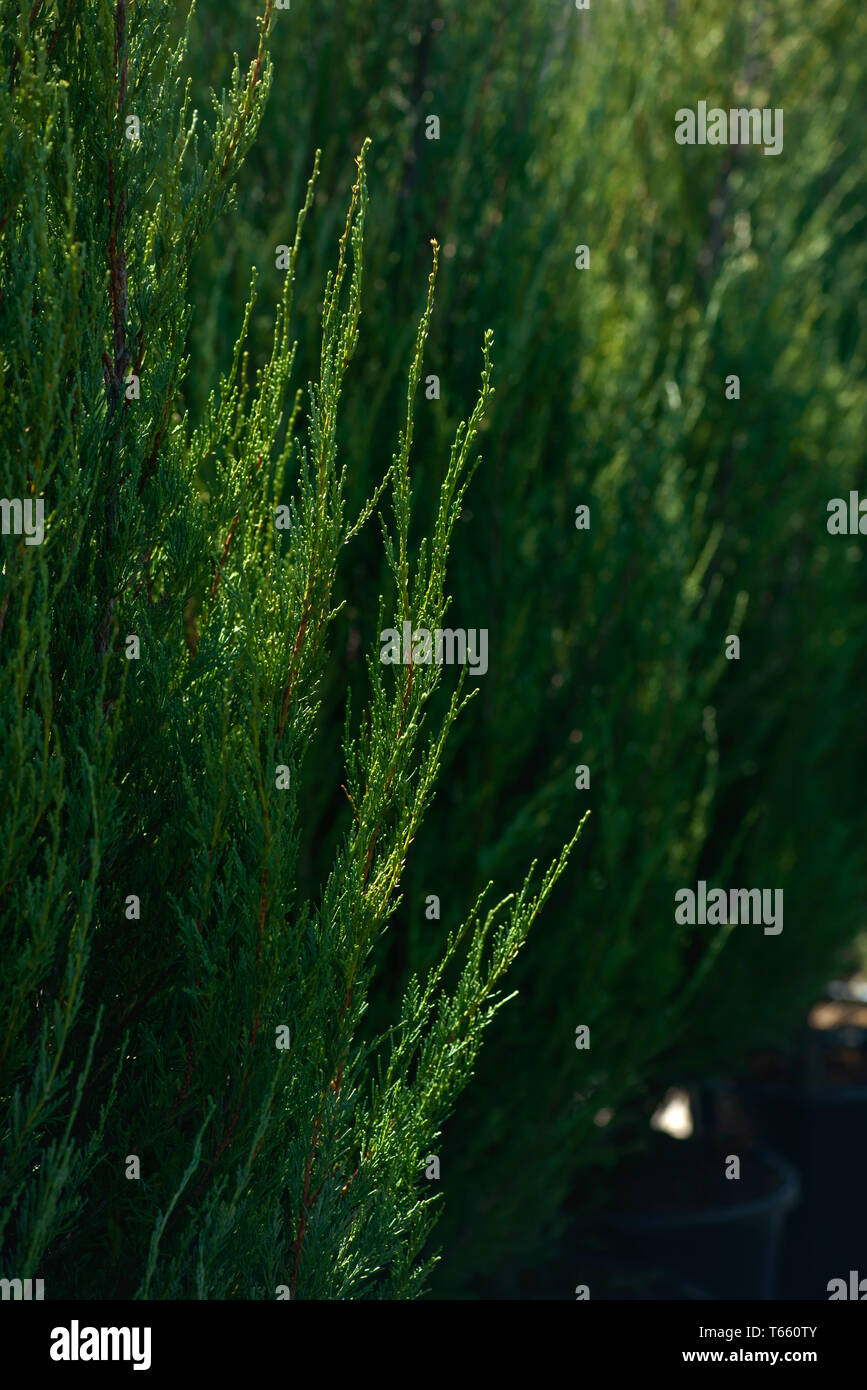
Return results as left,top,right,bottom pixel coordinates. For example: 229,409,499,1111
606,1138,800,1300
734,1039,867,1298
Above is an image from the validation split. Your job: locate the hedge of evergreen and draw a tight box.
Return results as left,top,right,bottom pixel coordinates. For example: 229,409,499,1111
2,0,865,1297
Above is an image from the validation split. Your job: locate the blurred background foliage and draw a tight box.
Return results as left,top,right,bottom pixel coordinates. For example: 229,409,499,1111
184,0,866,1294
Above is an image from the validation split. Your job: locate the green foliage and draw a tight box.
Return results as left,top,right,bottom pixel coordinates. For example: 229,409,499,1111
0,0,580,1298
183,0,867,1293
3,0,865,1301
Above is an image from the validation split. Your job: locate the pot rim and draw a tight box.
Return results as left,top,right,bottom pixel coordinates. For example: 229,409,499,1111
739,1077,867,1103
608,1145,801,1233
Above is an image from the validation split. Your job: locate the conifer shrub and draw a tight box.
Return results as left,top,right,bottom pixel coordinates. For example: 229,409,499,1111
5,0,864,1303
0,1,581,1298
183,0,867,1292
